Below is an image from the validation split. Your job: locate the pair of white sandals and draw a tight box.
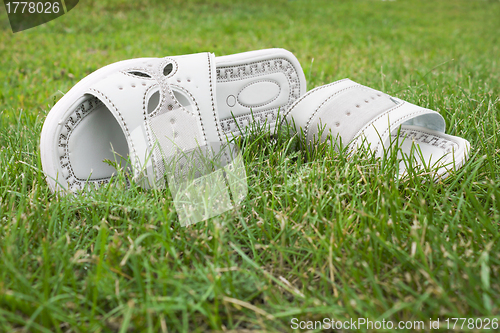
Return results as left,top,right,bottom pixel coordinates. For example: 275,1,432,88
41,48,470,221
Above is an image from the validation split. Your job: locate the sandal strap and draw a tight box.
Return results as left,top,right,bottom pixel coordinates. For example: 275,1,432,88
287,79,445,155
84,53,221,187
349,98,445,157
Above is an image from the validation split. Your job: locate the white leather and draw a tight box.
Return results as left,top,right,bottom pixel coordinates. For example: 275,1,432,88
169,53,221,144
215,49,305,135
283,78,357,133
82,53,216,188
85,71,158,180
393,124,469,178
349,99,446,157
286,79,446,151
41,48,306,194
68,101,129,180
216,72,289,119
287,79,470,178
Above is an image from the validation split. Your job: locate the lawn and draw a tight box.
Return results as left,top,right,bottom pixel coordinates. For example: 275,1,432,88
1,0,500,332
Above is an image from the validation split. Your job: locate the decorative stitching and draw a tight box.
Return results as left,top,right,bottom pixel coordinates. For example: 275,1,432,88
162,58,178,78
58,97,114,188
282,78,351,119
303,84,361,139
120,61,167,176
208,53,223,143
392,127,459,153
154,59,195,119
120,70,155,80
142,84,159,167
143,85,164,118
351,102,447,156
167,84,201,117
149,57,180,181
236,79,281,108
147,56,208,182
89,88,139,171
219,109,277,133
348,102,408,154
217,57,302,134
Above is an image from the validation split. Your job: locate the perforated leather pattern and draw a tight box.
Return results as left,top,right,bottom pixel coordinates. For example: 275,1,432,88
145,55,217,185
57,96,112,191
308,85,394,143
217,58,302,133
393,128,458,153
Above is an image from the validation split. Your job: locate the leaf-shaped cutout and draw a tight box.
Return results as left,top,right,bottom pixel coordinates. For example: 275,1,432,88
163,63,173,76
147,91,160,114
128,71,152,78
173,90,191,108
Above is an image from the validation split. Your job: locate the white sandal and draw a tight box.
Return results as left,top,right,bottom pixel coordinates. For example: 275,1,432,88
285,79,471,178
40,49,306,194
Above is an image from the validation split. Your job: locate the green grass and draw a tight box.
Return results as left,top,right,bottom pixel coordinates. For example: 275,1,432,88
1,0,500,331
